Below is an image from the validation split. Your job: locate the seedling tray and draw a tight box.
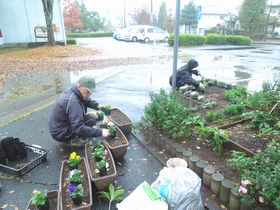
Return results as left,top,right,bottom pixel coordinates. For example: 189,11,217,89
0,145,47,176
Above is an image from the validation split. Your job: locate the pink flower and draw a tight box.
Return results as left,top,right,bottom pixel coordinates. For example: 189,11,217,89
239,186,247,194
259,196,264,203
241,179,251,187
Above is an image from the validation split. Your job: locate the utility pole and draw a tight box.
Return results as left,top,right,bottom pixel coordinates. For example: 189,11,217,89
172,0,180,92
123,0,126,27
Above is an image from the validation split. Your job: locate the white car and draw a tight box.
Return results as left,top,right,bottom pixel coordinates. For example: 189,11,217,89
0,29,3,46
123,25,169,43
113,26,134,41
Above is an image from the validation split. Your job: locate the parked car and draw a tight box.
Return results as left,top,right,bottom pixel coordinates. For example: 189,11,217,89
113,26,134,41
0,29,3,46
123,25,169,43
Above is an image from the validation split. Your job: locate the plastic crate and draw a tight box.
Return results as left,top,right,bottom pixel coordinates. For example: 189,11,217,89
0,145,47,176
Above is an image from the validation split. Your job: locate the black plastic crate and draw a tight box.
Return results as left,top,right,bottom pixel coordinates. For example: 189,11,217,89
0,145,47,176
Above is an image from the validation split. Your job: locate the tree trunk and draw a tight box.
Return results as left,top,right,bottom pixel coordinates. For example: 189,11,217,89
264,1,272,41
184,25,186,34
42,0,55,46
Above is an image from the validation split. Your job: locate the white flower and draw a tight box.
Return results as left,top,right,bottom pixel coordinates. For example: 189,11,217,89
95,169,100,174
108,122,114,126
106,162,109,168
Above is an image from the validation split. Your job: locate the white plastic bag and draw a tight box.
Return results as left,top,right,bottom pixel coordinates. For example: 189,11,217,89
151,166,204,210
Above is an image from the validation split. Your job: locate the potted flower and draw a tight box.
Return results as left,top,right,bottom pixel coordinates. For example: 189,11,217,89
67,184,84,205
92,147,106,162
107,122,116,138
68,152,81,170
30,189,49,210
66,169,83,185
91,141,104,151
100,104,111,116
95,159,109,176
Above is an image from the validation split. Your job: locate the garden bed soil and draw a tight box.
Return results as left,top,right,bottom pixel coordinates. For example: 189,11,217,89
59,158,92,210
226,123,279,153
85,142,116,191
27,190,59,210
104,126,129,160
110,108,132,136
178,85,248,127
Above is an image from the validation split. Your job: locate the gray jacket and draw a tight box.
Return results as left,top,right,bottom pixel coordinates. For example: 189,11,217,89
49,85,102,141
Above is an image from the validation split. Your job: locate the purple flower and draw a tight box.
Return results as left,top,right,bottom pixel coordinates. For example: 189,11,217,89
67,184,77,194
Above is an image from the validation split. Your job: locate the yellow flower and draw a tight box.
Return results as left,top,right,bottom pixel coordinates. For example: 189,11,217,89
76,155,80,160
70,152,76,159
33,190,41,195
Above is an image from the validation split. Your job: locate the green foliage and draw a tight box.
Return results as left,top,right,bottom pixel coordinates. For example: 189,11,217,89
224,104,246,115
227,141,280,208
66,39,77,45
31,190,48,206
98,183,125,210
66,169,83,183
66,32,113,38
96,160,106,170
68,152,81,167
205,34,251,45
224,86,248,104
92,147,105,159
207,111,225,122
168,34,205,46
225,35,251,45
143,89,201,140
239,0,266,34
157,2,168,30
250,111,278,134
195,126,228,154
91,141,104,150
180,1,198,33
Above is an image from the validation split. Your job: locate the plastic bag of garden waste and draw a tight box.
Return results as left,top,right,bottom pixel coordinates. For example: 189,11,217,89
151,166,204,210
116,181,168,210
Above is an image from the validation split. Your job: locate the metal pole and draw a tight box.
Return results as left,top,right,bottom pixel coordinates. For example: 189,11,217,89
172,0,180,92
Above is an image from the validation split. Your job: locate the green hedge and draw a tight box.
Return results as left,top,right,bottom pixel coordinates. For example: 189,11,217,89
168,34,206,46
168,33,251,46
66,39,77,45
66,32,113,38
205,34,251,45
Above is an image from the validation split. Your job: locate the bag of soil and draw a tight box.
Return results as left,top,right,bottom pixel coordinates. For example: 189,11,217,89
1,137,27,161
0,141,7,165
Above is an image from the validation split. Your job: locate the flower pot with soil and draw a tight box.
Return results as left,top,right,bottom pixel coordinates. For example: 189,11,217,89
111,108,133,137
67,184,84,206
28,189,49,210
104,126,129,160
27,190,60,210
85,142,116,191
59,158,92,210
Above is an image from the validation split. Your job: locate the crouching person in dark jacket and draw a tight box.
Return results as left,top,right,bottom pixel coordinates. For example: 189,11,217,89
169,59,205,90
49,76,110,147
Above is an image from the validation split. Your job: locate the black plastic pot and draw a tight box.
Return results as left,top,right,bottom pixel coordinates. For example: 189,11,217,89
37,199,49,210
68,163,78,171
99,167,107,176
72,196,83,205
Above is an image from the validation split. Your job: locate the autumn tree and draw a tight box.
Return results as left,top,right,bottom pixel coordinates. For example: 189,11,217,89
41,0,55,45
63,0,83,32
130,6,151,25
222,12,239,35
180,1,198,33
239,0,266,35
157,2,168,29
164,9,174,33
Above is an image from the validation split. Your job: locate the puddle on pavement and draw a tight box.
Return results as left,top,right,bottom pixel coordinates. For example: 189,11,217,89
234,71,252,80
251,50,272,54
234,65,248,70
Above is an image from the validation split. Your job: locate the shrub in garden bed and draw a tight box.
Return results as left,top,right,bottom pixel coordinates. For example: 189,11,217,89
66,39,76,45
227,140,280,209
205,34,251,45
168,34,205,46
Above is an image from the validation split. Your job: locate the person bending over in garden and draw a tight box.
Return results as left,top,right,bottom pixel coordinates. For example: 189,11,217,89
169,59,205,90
49,76,110,147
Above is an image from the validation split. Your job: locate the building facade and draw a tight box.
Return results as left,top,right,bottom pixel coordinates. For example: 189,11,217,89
0,0,66,45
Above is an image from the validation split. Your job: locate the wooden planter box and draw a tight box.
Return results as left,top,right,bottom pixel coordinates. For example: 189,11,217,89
111,108,132,137
26,190,60,210
104,126,129,160
219,118,255,157
85,142,117,191
59,158,92,210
